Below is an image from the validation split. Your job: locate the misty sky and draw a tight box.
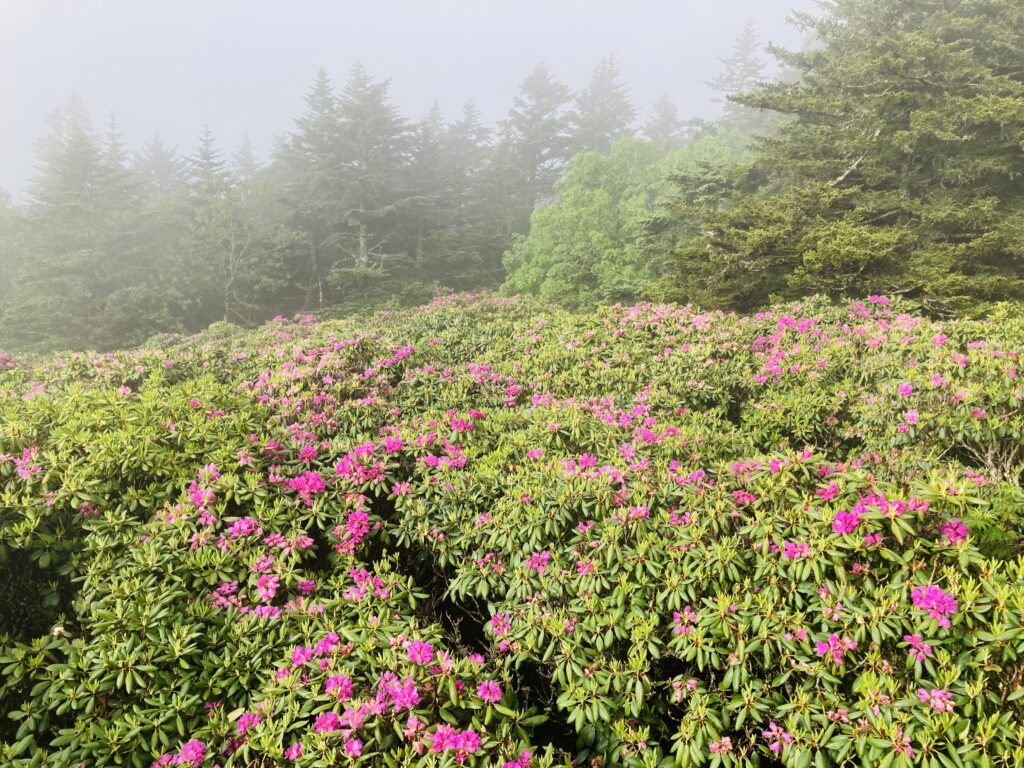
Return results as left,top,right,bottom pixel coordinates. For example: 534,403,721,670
1,0,815,198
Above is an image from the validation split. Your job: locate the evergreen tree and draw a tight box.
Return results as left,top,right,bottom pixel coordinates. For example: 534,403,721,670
10,96,107,349
126,135,191,338
132,135,187,196
0,191,25,324
665,0,1024,314
502,62,573,232
570,55,637,154
707,18,772,135
275,67,344,309
449,100,492,159
642,94,686,145
180,128,276,328
333,63,410,297
232,134,261,184
190,124,227,179
443,100,508,288
402,103,450,274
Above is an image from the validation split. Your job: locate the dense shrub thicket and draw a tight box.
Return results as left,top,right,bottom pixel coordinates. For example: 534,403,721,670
1,294,1023,767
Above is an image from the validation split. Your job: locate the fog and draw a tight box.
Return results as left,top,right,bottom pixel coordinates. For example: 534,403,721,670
2,0,813,197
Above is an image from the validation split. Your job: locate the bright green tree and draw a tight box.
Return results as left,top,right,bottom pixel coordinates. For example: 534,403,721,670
502,133,752,308
502,139,663,308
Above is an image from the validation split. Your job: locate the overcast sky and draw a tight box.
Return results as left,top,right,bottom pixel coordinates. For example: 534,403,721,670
1,0,814,199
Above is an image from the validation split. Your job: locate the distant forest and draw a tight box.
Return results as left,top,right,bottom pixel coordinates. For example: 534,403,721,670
0,46,726,351
2,0,1023,352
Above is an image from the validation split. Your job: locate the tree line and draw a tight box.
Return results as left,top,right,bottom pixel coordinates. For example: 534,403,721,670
5,0,1021,352
0,53,719,351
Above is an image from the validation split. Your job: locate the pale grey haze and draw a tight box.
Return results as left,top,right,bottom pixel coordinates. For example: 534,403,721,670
1,0,815,198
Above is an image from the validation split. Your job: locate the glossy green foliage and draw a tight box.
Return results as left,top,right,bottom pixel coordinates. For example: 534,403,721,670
1,294,1022,767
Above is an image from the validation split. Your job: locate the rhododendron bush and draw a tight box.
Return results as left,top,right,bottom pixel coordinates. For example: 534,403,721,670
1,294,1023,768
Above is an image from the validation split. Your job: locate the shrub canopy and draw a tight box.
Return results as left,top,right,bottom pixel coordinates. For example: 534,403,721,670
1,294,1023,767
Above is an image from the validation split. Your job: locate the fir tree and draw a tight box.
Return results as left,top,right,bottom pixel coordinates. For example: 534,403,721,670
274,67,344,309
335,63,410,277
570,55,637,154
232,134,261,184
664,0,1024,314
642,94,686,145
132,135,187,196
502,62,573,232
707,18,771,135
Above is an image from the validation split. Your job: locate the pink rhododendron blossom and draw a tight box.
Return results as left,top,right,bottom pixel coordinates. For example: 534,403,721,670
500,750,533,768
526,550,551,573
893,728,915,759
940,517,967,544
256,574,279,602
709,736,733,754
237,712,261,735
284,742,303,761
911,585,957,628
325,674,353,700
313,711,340,733
903,634,933,662
782,541,811,560
762,722,793,753
477,680,502,703
817,482,839,501
864,532,883,547
672,605,697,635
815,634,857,666
290,645,313,666
407,640,434,665
832,509,861,534
228,516,261,539
918,688,954,713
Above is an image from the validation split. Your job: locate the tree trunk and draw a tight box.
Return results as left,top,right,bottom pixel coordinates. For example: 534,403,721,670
358,220,368,269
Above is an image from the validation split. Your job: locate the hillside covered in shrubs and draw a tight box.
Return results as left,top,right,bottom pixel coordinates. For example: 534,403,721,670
2,294,1023,767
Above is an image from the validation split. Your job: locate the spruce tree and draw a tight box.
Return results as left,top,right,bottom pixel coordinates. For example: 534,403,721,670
181,127,275,328
707,18,772,135
232,134,261,184
402,103,449,274
132,135,187,196
642,94,686,145
275,67,345,309
570,55,637,154
12,96,107,349
444,100,507,288
502,62,573,232
335,63,410,283
664,0,1024,314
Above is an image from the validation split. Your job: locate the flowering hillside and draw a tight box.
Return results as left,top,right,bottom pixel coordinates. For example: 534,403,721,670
1,294,1023,768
